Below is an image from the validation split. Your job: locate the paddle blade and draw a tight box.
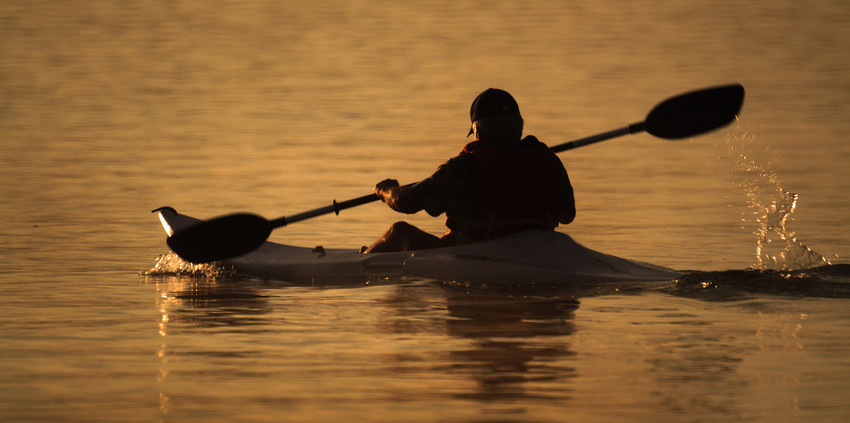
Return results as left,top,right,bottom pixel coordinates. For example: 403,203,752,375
166,213,272,263
644,84,744,139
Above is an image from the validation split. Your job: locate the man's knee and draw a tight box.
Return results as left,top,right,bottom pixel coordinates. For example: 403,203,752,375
368,221,439,253
387,221,417,235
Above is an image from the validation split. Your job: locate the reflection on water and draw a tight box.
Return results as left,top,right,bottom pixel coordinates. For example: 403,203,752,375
151,277,842,422
443,293,578,404
384,284,579,406
640,310,749,417
150,278,581,421
151,276,276,420
153,276,273,332
147,272,850,422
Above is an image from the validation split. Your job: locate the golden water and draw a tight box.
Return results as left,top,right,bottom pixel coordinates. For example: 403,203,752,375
2,1,850,421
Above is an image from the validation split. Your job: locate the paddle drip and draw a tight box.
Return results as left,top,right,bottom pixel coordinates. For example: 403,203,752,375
725,127,830,270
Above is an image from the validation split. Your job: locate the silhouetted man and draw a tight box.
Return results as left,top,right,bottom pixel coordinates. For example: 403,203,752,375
365,88,575,253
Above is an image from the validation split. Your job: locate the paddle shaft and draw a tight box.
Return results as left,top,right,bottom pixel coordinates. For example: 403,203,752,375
550,122,645,153
273,122,650,228
270,193,378,228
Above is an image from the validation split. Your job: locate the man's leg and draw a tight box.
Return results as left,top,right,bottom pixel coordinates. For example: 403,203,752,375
365,221,441,253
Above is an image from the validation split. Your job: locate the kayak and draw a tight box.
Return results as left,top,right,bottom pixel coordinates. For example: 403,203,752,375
150,85,747,285
155,207,680,285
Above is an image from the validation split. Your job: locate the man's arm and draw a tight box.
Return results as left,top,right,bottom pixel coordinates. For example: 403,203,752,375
375,154,478,218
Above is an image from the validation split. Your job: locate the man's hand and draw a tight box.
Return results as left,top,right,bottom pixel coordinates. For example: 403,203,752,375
375,179,400,203
374,179,423,214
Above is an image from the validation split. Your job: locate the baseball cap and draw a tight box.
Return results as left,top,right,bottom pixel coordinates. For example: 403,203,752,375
468,88,520,136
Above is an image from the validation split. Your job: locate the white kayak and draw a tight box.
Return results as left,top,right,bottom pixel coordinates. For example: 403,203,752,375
155,207,680,285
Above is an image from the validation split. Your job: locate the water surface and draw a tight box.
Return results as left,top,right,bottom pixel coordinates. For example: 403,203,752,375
2,1,850,421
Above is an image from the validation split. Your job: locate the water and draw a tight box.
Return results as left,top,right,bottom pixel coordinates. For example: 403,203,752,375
2,0,850,421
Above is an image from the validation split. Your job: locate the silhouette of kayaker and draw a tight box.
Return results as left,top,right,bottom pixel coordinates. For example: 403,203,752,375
365,88,576,253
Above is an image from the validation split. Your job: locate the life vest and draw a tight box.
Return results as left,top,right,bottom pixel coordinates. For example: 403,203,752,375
446,136,564,240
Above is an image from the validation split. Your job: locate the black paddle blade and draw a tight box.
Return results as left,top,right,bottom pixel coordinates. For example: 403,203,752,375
166,213,272,263
644,84,745,139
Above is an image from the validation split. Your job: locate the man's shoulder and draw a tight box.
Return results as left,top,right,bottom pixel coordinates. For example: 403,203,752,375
413,152,478,195
434,152,477,176
520,135,549,150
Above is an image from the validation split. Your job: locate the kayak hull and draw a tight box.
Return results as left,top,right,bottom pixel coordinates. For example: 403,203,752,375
155,207,680,285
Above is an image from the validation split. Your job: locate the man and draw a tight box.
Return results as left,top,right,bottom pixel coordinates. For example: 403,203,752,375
364,88,575,253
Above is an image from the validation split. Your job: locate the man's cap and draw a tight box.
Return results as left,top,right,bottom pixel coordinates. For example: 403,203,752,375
468,88,520,136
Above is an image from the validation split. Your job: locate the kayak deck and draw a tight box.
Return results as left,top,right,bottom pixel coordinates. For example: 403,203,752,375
155,207,680,285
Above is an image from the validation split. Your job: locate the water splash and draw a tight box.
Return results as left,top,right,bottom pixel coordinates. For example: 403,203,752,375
726,127,830,271
142,252,235,279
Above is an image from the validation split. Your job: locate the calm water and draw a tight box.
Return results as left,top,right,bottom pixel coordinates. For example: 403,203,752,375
2,1,850,422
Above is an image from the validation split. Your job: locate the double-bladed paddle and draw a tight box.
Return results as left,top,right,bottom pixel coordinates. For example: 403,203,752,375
163,83,745,263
